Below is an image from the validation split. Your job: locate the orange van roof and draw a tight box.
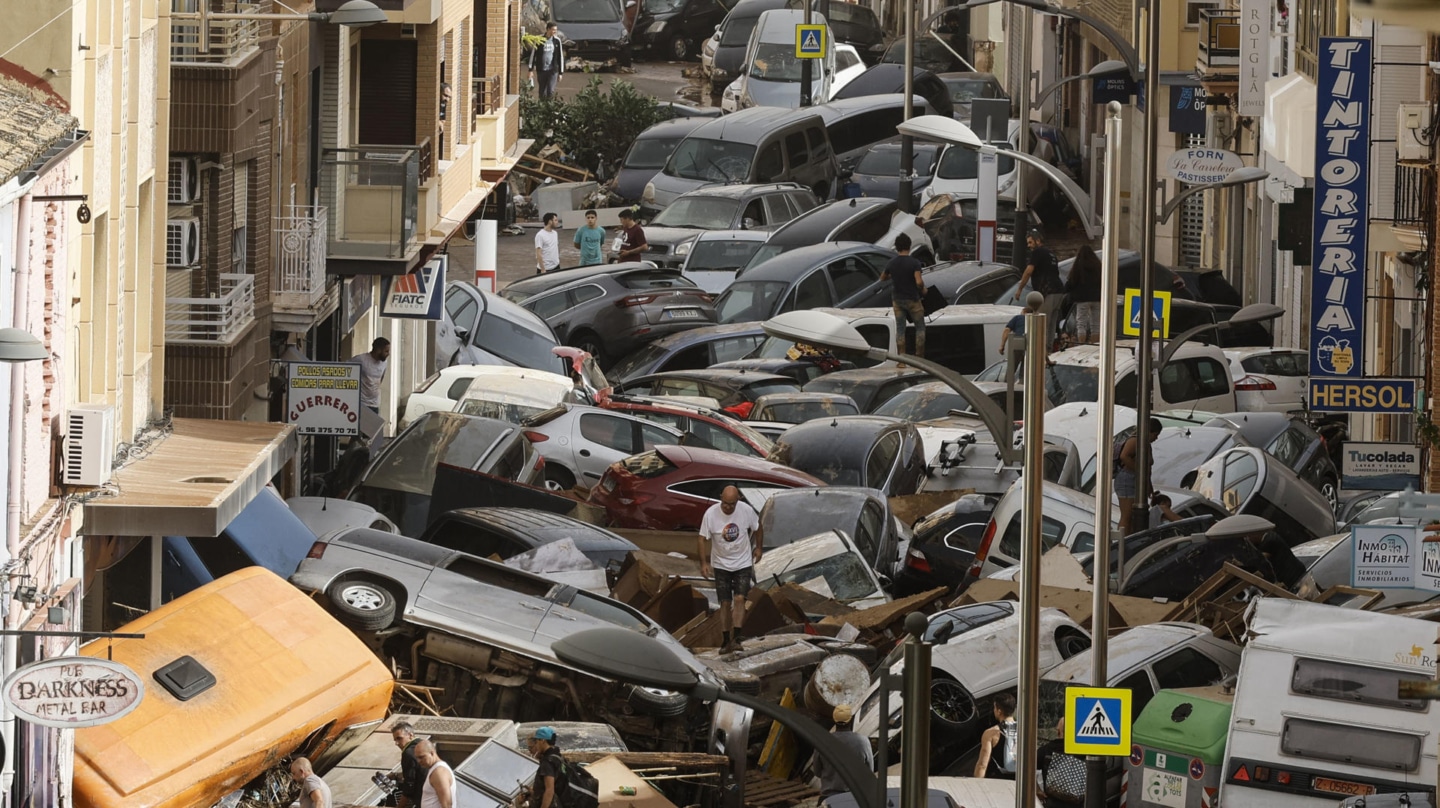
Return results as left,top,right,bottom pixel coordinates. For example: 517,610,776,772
72,567,393,808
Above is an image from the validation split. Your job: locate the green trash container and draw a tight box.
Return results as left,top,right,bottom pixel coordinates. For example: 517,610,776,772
1123,686,1232,808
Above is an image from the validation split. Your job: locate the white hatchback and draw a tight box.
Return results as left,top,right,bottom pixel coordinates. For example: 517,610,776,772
1223,347,1308,412
400,365,575,430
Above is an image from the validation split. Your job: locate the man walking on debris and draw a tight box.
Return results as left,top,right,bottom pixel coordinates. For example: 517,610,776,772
699,485,763,653
290,757,332,808
386,721,424,808
415,739,455,808
814,704,874,802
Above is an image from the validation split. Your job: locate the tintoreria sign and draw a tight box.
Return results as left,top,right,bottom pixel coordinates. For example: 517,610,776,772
2,657,145,729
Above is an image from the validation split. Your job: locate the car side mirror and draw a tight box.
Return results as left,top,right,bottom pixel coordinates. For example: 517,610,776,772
454,327,470,342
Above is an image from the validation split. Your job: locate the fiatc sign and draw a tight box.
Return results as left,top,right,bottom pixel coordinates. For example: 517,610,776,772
3,658,145,729
1309,37,1372,380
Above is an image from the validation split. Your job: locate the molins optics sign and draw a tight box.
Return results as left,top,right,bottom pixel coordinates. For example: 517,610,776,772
1309,37,1372,380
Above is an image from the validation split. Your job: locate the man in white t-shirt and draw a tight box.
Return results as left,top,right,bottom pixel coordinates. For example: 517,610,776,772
535,212,561,273
349,337,390,414
698,485,762,653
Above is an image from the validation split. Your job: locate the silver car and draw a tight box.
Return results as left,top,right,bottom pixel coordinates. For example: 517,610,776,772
523,403,685,491
291,527,720,745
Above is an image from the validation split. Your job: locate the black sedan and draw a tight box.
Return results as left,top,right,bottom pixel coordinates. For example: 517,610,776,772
801,366,930,413
713,242,895,324
786,0,886,62
879,38,967,76
920,260,1022,306
892,493,1000,596
768,415,927,496
830,64,955,119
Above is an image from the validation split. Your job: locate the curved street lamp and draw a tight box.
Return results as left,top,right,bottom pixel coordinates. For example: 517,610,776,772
1031,59,1129,110
1158,166,1271,224
552,628,882,808
921,0,1141,79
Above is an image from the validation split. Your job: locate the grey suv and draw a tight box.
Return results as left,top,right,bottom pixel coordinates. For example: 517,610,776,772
640,183,819,268
500,264,716,367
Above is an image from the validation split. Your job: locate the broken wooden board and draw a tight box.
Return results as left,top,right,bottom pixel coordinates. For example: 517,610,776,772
610,528,700,557
952,580,1175,631
612,550,704,607
818,587,949,630
588,755,682,808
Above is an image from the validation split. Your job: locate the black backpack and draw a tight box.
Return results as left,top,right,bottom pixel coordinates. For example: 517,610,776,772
549,750,600,808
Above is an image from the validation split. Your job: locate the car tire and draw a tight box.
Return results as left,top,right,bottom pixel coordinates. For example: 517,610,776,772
627,684,690,717
569,331,607,366
619,45,635,67
929,674,977,730
666,34,691,61
1055,626,1091,659
1320,477,1339,513
328,579,398,631
544,465,577,491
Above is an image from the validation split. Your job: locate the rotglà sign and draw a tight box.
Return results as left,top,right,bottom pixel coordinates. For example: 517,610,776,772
3,658,145,728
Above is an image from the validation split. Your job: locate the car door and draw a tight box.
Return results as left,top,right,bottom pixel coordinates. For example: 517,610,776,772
827,254,882,308
710,335,764,363
437,286,482,371
526,289,576,341
779,269,835,314
864,431,902,494
575,411,656,483
853,251,898,306
1161,356,1233,411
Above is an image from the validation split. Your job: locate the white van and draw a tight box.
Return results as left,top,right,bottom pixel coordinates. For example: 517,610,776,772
921,120,1023,205
749,303,1022,377
722,9,834,111
1043,341,1238,413
1220,599,1437,808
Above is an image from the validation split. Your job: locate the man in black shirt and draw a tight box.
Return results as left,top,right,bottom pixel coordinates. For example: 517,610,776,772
387,721,424,807
1014,231,1063,348
881,233,927,358
527,726,563,808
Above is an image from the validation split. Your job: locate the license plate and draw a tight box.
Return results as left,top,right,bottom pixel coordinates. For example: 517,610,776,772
998,234,1014,242
602,475,618,493
664,308,702,320
1313,778,1376,797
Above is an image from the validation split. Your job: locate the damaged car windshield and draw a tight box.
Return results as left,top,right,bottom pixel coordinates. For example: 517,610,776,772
362,414,512,494
763,551,875,601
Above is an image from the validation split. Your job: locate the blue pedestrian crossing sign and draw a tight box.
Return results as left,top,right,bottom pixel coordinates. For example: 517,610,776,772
1063,686,1131,756
795,24,826,58
1122,288,1172,339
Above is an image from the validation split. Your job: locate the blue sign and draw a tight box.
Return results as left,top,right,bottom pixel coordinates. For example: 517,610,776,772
1309,377,1416,413
1310,38,1372,378
1094,76,1133,104
380,255,446,320
1169,86,1208,134
1073,696,1123,746
1064,685,1131,755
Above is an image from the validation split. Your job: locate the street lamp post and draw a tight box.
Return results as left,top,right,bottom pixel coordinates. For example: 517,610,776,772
897,0,918,213
553,628,881,808
1131,0,1162,537
1031,60,1129,110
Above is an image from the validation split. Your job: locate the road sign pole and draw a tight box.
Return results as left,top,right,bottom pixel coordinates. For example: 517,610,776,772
1017,307,1047,808
800,11,812,107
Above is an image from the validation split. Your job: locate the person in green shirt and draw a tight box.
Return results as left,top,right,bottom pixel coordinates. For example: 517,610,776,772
573,208,606,266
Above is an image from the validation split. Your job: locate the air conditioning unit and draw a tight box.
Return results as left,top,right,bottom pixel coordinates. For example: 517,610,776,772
1397,104,1432,163
401,23,417,38
63,404,115,487
167,157,197,204
166,218,200,267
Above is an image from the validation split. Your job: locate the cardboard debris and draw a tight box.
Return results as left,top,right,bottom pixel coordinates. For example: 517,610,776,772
951,580,1175,631
679,589,789,650
612,551,703,607
887,490,977,527
1039,546,1091,590
588,755,681,808
818,587,949,630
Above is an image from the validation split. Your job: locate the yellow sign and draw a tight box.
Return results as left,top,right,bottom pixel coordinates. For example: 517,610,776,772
795,24,826,58
1122,288,1172,338
1063,686,1132,756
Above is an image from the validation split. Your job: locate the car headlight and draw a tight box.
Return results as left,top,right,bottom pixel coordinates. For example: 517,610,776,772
648,20,666,33
618,32,630,45
643,182,656,204
675,239,694,257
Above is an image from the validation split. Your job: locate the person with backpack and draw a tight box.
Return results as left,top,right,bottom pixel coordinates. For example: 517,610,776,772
1116,418,1163,537
1013,231,1064,349
974,693,1019,779
527,726,600,808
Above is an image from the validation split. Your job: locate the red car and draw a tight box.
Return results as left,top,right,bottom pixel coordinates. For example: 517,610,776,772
595,391,775,458
589,445,824,531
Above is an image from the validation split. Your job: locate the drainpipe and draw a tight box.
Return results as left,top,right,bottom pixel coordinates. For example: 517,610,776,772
1,191,31,805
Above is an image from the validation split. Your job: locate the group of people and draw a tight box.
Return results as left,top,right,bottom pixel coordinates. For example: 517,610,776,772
287,722,455,808
534,209,649,273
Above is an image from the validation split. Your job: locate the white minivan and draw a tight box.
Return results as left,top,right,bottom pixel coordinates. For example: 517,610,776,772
722,9,834,111
1039,341,1238,413
1221,599,1437,808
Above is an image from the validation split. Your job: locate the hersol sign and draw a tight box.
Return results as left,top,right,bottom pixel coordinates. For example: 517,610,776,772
3,658,145,728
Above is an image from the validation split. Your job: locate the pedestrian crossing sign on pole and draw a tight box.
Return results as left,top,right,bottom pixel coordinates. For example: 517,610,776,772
1063,686,1132,756
1122,288,1172,338
795,24,825,58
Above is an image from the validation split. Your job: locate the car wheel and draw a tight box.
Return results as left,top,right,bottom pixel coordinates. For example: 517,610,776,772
544,465,577,491
667,34,691,61
570,331,607,366
327,579,398,631
1320,478,1339,514
1055,627,1091,659
627,684,690,717
929,675,977,730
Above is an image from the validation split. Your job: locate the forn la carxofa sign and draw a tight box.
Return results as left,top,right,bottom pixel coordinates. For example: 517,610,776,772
3,658,145,728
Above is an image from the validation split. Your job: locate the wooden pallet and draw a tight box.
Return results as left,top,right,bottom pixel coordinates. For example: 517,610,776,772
1160,563,1299,643
516,152,592,184
744,770,819,808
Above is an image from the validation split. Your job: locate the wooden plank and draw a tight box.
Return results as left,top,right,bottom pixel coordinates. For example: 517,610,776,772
565,751,730,768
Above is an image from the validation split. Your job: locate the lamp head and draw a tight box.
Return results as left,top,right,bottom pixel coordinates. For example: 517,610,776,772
896,115,984,150
763,310,876,355
0,329,47,363
552,628,700,691
1088,59,1127,76
326,0,387,27
1227,302,1284,325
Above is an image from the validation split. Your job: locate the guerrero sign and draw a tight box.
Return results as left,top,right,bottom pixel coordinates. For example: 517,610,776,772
3,658,144,728
1310,38,1372,379
287,362,362,436
1164,148,1243,185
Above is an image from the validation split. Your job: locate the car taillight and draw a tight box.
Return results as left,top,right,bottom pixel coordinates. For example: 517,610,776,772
534,454,545,471
615,294,657,308
1234,375,1276,391
618,492,654,506
306,542,328,560
524,430,549,442
969,519,997,578
905,548,931,573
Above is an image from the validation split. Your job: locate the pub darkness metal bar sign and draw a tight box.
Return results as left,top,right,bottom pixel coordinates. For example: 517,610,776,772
1309,37,1371,381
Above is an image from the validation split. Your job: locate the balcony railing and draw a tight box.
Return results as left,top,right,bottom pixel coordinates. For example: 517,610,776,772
170,1,261,66
1197,8,1240,72
319,145,420,262
275,206,329,310
473,76,504,116
166,273,256,344
1394,163,1434,228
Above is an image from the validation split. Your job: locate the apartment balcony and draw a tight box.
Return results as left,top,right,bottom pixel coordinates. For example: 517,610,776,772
1390,162,1434,252
272,206,341,331
165,273,257,346
1196,8,1240,80
170,0,260,67
320,145,423,275
472,80,526,184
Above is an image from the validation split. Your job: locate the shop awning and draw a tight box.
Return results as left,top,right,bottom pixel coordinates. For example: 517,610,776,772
83,419,297,538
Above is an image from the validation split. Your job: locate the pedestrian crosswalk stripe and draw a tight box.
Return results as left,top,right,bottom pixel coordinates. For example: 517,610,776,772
1078,700,1120,739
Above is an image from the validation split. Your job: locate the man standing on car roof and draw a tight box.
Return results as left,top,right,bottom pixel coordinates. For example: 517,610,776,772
880,233,927,361
699,485,763,654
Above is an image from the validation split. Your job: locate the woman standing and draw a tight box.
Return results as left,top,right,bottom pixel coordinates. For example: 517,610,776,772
1065,245,1103,344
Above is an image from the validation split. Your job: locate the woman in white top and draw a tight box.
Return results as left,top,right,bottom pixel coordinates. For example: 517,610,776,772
415,739,455,808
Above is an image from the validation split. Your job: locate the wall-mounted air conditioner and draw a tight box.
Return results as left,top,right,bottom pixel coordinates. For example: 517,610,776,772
166,218,200,268
63,404,115,487
168,157,198,204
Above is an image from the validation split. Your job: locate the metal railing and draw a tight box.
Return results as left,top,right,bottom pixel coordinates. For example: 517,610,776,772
473,75,504,116
319,145,420,260
417,137,434,182
274,206,329,309
165,273,256,344
1394,163,1435,228
1197,8,1240,69
170,0,261,66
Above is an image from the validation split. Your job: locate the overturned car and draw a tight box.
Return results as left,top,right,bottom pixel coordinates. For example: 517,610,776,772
291,527,723,749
